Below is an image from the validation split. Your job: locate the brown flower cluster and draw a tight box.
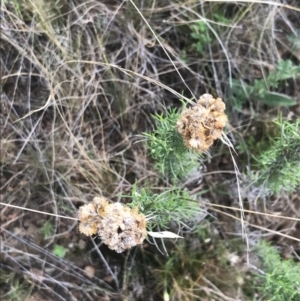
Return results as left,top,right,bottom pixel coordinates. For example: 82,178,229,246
176,94,227,152
78,197,147,253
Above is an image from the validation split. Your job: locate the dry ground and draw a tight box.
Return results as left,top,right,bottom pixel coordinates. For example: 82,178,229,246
1,1,300,300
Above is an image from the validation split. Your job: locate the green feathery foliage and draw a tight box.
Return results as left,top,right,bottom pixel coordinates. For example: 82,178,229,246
143,106,198,179
128,184,202,230
253,116,300,194
255,241,300,301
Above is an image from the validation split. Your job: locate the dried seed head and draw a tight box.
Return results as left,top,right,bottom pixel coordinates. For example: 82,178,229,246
97,202,147,253
93,196,109,216
79,222,98,236
78,197,147,253
176,94,227,152
78,200,101,236
78,203,97,222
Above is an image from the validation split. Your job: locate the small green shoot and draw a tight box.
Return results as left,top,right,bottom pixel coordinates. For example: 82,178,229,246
53,244,68,258
189,14,230,54
39,220,54,239
190,21,212,54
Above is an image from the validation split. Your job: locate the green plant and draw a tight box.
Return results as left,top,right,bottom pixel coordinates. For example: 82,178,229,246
255,241,300,301
0,271,31,301
128,184,203,230
137,94,229,236
231,60,299,109
189,14,230,54
143,106,198,179
39,220,54,239
253,116,300,194
190,21,212,54
53,244,68,258
287,30,300,51
7,281,29,301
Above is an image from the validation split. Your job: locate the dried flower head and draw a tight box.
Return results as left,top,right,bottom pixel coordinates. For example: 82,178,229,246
176,94,227,152
78,197,147,253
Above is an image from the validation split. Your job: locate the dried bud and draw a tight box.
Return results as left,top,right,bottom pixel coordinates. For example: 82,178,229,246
176,94,227,152
97,202,147,253
78,197,147,253
78,203,97,222
79,222,98,236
